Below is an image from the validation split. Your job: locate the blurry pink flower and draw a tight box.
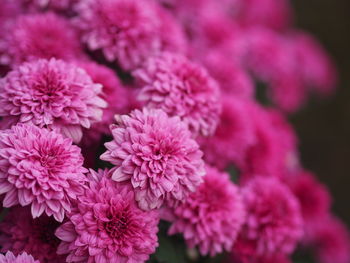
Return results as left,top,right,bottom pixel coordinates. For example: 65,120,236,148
169,166,245,256
0,206,64,263
100,108,205,210
157,6,188,54
78,60,128,145
0,58,106,143
200,97,255,169
0,251,39,263
307,216,350,263
74,0,161,71
290,31,338,96
201,49,254,98
0,13,82,66
233,177,303,259
134,52,221,137
233,0,292,31
0,124,88,221
286,170,331,223
56,170,159,263
20,0,78,12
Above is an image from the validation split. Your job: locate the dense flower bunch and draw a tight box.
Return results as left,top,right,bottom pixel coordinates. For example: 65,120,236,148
0,0,348,263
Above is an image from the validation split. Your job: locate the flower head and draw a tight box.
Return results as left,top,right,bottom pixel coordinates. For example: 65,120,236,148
0,206,63,263
100,108,205,210
20,0,78,12
78,61,128,145
56,169,159,263
0,251,39,263
134,52,221,137
286,170,331,224
307,216,350,263
169,166,245,256
0,58,107,143
0,13,82,66
74,0,161,70
0,124,88,221
200,97,256,169
233,177,303,259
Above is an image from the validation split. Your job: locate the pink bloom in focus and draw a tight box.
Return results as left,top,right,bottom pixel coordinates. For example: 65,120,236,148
286,170,331,224
0,59,107,143
0,207,64,263
0,13,82,66
78,61,128,145
169,166,245,256
200,97,255,169
233,177,303,259
56,169,159,263
0,251,39,263
134,52,221,137
74,0,161,71
307,216,350,263
0,124,88,221
100,108,205,210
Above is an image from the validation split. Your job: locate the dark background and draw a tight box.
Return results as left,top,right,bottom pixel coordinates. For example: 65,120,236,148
292,0,350,226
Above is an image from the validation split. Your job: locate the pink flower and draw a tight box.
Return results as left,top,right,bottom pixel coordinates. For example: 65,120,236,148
56,169,159,263
0,206,64,263
0,13,82,66
168,166,245,256
233,0,292,31
20,0,78,12
289,31,337,96
306,216,350,263
200,97,255,169
201,49,254,98
134,52,221,137
100,108,205,210
233,177,303,259
0,251,39,263
231,251,292,263
157,6,188,55
78,60,128,145
0,124,88,222
286,170,331,224
0,58,107,143
239,105,299,178
74,0,161,71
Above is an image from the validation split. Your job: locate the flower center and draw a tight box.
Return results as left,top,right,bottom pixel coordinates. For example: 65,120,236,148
104,211,129,239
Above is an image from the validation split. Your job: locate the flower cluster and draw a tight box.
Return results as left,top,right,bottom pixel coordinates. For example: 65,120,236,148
0,0,347,263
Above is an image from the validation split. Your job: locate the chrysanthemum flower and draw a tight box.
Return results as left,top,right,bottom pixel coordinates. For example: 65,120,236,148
233,177,303,259
306,216,350,263
286,170,331,224
74,0,161,71
290,31,337,96
200,96,256,169
0,251,39,263
20,0,78,12
0,124,88,221
168,166,245,256
100,108,205,210
78,61,128,145
0,207,64,263
0,13,82,66
56,169,159,263
0,58,107,143
134,52,221,137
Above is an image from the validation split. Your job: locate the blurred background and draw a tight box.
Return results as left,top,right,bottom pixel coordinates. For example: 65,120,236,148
292,0,350,226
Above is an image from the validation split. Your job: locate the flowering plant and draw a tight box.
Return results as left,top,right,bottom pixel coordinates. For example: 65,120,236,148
0,0,348,263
